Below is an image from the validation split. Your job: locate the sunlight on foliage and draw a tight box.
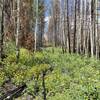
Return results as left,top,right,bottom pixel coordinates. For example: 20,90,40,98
0,47,100,100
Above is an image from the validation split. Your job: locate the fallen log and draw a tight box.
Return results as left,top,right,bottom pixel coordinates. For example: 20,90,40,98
0,84,27,100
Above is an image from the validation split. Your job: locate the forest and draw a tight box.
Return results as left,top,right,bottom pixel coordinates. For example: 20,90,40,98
0,0,100,100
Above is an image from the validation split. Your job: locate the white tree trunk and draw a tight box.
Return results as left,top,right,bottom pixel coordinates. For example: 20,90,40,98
16,0,20,63
34,0,38,52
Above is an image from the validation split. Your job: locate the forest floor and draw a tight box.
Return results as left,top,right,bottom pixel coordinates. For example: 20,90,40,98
0,43,100,100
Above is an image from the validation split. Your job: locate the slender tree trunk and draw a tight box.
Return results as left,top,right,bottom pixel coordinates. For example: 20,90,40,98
63,0,67,53
67,0,71,53
12,0,16,41
16,0,20,63
95,0,99,58
83,0,86,54
0,0,4,61
90,0,94,57
73,0,77,53
34,0,38,52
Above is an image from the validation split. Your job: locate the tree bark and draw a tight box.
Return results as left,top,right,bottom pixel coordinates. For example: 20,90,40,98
16,0,20,63
0,0,4,61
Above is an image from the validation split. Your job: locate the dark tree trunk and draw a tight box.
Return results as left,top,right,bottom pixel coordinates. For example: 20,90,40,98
73,0,77,53
67,0,71,53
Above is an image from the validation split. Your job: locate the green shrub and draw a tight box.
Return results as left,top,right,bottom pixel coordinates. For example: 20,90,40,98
0,47,99,100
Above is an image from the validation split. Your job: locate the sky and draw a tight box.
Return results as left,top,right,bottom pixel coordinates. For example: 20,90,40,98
45,0,51,17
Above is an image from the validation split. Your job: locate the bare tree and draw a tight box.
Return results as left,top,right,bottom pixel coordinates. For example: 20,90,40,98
34,0,39,52
0,0,4,61
16,0,20,63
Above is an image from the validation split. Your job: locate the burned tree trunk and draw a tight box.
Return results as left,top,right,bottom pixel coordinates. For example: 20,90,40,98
0,0,4,61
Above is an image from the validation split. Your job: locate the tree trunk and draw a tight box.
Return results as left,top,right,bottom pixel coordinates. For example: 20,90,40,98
16,0,20,63
0,0,4,61
34,0,39,52
73,0,77,53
